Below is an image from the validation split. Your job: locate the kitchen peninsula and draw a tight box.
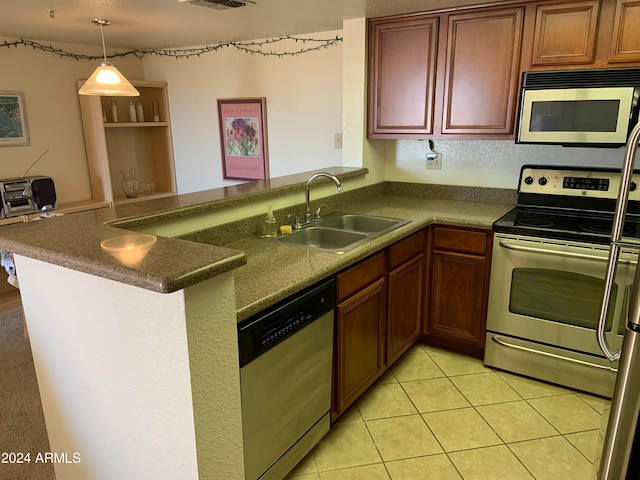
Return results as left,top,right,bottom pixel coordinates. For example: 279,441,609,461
0,166,514,480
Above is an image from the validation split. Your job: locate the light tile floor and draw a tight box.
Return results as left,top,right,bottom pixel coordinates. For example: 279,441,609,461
285,344,611,480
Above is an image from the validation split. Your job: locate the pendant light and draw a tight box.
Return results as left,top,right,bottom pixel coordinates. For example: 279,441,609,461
78,19,139,96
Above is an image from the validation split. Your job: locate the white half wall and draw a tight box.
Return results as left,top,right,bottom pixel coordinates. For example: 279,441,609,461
15,255,243,480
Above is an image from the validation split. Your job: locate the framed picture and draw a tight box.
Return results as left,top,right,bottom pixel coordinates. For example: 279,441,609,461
0,91,29,147
217,97,269,181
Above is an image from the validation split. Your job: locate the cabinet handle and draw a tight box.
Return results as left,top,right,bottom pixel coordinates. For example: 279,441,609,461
490,335,618,372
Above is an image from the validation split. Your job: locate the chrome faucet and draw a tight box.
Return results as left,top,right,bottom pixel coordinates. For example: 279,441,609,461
304,172,343,225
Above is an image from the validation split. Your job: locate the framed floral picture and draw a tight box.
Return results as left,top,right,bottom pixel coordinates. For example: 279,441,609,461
0,91,29,147
217,97,269,181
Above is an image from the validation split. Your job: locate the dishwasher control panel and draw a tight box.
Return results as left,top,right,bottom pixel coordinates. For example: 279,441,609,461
258,311,310,348
238,278,336,367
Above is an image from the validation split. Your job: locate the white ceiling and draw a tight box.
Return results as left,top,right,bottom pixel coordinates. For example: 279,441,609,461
0,0,505,50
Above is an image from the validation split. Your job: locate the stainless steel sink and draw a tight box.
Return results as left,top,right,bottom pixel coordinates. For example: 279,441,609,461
319,213,409,234
271,213,410,253
277,227,368,253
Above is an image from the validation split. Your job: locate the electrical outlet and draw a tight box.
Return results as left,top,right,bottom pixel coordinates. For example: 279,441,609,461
426,153,442,170
334,133,343,149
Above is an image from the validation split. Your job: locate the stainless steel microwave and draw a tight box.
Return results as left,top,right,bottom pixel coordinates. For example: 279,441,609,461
515,68,640,147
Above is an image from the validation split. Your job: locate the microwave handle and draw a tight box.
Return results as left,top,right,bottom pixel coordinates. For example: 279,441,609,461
597,121,640,362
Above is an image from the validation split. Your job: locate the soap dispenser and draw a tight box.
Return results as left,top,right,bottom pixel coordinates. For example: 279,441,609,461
264,205,278,238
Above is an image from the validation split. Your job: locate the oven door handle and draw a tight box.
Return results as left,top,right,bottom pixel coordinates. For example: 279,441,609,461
498,240,636,265
490,336,618,372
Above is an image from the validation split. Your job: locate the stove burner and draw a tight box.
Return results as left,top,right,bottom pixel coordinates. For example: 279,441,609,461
580,223,611,234
516,218,554,228
580,222,631,235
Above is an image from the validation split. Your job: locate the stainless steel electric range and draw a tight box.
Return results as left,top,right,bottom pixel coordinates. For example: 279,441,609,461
485,164,640,398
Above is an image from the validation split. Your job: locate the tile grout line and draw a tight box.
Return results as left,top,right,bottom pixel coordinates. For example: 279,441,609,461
410,348,525,479
287,344,608,479
422,346,568,480
435,356,534,480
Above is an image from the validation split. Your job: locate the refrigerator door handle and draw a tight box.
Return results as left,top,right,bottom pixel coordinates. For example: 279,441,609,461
596,120,640,362
597,243,622,362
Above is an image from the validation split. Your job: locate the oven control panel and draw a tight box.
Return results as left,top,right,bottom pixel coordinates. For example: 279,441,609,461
519,166,640,201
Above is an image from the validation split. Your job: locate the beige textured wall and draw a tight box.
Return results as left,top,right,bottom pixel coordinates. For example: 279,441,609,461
185,272,244,480
0,38,144,204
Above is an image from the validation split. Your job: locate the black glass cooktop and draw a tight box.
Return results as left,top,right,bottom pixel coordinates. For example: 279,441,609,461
494,207,640,244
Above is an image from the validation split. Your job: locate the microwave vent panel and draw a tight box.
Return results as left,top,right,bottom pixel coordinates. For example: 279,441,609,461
178,0,255,9
522,67,640,89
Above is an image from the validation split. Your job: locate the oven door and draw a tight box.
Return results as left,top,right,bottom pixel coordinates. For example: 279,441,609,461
485,233,633,396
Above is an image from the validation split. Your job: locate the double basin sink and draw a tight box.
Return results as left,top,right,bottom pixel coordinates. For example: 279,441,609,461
274,213,410,253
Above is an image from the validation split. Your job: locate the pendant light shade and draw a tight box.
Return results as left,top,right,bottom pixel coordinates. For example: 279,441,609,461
78,19,139,97
79,61,140,96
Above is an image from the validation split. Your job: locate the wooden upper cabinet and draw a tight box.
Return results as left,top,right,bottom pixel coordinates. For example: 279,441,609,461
366,0,640,140
441,7,524,135
608,0,640,62
531,1,601,65
367,15,439,137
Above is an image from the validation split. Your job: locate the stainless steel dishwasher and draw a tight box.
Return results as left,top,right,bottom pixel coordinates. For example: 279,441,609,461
238,278,335,480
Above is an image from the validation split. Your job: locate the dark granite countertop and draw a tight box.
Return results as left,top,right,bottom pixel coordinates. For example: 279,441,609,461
0,165,514,311
227,193,514,322
0,167,366,293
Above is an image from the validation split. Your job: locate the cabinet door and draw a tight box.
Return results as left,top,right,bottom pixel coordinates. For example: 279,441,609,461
387,254,424,365
428,251,486,346
368,16,439,137
442,7,523,135
335,278,386,416
531,1,600,66
609,0,640,62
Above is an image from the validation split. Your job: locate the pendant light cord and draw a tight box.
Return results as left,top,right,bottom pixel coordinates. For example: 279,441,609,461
100,24,107,62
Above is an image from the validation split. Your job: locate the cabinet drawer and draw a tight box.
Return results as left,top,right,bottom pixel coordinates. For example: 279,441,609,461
432,226,488,255
388,230,425,270
337,251,386,302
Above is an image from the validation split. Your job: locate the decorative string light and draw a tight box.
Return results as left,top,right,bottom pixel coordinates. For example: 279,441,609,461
0,35,343,61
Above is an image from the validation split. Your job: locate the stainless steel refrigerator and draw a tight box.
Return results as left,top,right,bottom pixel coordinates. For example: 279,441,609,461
597,120,640,480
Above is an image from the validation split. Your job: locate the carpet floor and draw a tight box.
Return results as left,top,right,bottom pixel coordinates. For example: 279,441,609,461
0,307,55,480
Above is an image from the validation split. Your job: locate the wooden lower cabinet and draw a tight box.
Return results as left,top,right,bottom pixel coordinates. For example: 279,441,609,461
429,250,486,344
334,252,387,418
387,232,424,365
333,232,426,420
424,225,492,358
335,277,387,416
